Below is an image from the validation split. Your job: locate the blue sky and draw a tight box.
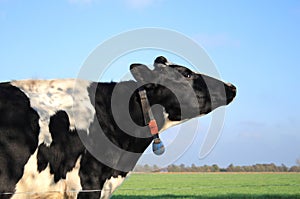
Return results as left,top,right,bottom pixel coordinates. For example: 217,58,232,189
1,0,300,167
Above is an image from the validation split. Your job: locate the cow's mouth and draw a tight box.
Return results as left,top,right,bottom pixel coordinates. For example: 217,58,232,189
226,84,237,104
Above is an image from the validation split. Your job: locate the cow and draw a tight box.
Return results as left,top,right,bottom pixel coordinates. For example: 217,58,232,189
0,56,236,199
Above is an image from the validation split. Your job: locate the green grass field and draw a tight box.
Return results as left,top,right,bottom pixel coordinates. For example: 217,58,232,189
112,173,300,199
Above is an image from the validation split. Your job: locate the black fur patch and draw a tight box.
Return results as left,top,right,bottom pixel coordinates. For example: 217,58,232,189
0,83,40,198
37,110,85,182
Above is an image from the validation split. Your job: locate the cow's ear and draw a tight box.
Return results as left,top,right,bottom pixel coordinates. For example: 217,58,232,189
154,56,169,68
130,64,153,83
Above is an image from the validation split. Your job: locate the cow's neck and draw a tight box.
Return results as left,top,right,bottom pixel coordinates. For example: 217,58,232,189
90,82,170,156
90,81,154,153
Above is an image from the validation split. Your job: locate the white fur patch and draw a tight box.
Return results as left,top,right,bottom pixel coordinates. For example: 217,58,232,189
11,79,95,145
159,111,187,133
100,175,125,199
12,152,82,199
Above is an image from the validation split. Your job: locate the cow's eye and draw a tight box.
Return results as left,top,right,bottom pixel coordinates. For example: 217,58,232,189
183,73,192,78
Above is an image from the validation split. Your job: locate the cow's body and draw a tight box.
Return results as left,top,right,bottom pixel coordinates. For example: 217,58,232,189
0,56,236,199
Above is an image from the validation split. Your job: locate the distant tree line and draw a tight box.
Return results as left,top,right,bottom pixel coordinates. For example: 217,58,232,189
134,163,300,172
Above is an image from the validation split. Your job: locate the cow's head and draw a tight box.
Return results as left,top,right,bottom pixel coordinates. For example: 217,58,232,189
130,56,236,122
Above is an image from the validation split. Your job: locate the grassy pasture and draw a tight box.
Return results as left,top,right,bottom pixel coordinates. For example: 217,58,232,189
112,173,300,199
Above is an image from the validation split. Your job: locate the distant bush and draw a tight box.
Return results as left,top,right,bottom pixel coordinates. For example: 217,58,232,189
134,163,300,172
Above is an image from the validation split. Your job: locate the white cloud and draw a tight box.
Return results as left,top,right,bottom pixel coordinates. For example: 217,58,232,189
68,0,95,5
67,0,161,9
124,0,160,9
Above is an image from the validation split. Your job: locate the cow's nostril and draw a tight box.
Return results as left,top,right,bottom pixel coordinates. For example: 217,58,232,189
231,85,236,93
227,83,236,93
225,83,236,105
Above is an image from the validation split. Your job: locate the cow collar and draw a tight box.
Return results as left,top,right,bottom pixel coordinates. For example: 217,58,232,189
138,88,159,136
138,88,165,155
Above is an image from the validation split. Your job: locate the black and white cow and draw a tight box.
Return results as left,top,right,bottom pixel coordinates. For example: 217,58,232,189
0,56,236,199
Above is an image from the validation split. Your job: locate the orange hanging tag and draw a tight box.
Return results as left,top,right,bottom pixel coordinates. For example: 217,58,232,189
148,119,159,135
